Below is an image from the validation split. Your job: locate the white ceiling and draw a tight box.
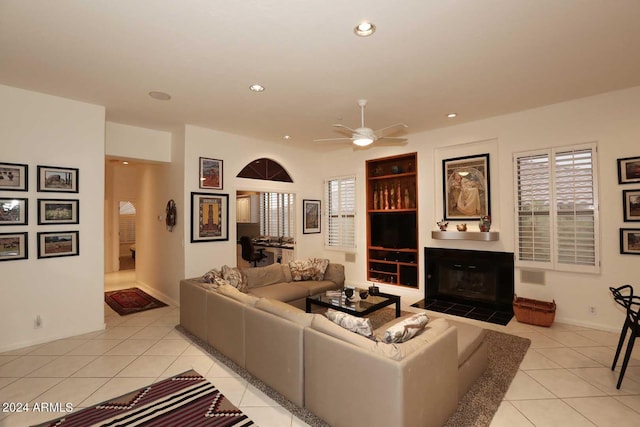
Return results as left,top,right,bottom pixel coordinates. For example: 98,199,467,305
2,0,640,147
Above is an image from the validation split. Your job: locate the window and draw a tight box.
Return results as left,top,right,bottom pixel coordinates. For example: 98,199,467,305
260,192,295,239
325,176,356,249
514,143,599,273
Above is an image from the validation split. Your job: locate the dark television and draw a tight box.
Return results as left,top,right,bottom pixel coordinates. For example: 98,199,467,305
370,212,416,249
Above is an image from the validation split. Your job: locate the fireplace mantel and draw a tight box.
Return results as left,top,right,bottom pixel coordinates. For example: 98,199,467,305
431,230,499,241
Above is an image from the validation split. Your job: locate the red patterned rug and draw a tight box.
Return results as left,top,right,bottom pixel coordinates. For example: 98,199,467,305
34,369,254,426
105,287,168,316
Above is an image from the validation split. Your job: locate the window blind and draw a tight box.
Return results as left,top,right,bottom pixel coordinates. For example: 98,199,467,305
514,144,599,273
325,176,356,249
260,192,295,239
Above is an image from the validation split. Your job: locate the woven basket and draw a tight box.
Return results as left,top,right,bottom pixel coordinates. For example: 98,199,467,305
513,295,556,327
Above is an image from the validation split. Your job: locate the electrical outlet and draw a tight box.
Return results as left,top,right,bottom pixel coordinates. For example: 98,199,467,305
588,306,597,315
34,315,42,329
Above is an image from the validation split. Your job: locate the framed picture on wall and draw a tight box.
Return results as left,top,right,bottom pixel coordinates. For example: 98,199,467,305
623,190,640,222
38,199,79,225
199,157,223,190
303,199,321,234
617,156,640,185
0,232,28,262
0,198,28,226
442,153,491,221
620,228,640,255
0,162,28,191
37,231,79,259
190,192,229,242
37,165,79,193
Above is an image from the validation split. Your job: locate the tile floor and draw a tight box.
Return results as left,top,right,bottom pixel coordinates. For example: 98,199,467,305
1,270,639,426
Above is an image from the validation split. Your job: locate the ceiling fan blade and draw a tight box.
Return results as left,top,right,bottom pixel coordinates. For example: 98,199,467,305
332,123,357,133
313,137,353,143
373,123,408,136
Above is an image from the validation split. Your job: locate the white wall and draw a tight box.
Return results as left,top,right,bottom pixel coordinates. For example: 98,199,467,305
319,86,640,331
0,85,105,351
182,125,326,278
106,122,171,162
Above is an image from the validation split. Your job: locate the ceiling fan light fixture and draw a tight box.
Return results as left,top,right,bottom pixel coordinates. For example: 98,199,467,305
354,22,376,37
353,136,374,146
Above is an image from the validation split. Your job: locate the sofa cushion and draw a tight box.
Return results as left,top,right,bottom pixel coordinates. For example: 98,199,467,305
382,312,430,343
325,309,373,337
221,265,248,293
323,263,345,287
242,263,286,289
291,280,340,296
393,318,451,358
311,258,330,280
255,298,313,327
311,315,404,361
248,282,309,302
447,318,488,366
217,283,259,306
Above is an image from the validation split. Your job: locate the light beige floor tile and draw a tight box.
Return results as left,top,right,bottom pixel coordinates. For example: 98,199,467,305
206,360,241,378
143,339,190,356
0,355,18,367
519,349,562,370
0,356,58,377
0,343,44,356
162,329,189,340
27,355,97,378
26,339,89,356
489,401,535,427
34,377,109,406
570,367,640,395
0,377,62,402
129,325,173,340
104,339,157,356
573,346,638,368
115,355,176,377
240,405,292,427
504,371,556,400
527,369,607,398
208,376,248,406
181,344,207,357
239,384,281,407
71,355,136,378
538,347,603,368
576,330,622,346
158,355,215,378
94,326,144,340
564,396,640,427
511,331,564,349
0,377,17,389
67,339,123,356
511,398,596,426
80,377,156,407
538,330,601,347
615,394,640,414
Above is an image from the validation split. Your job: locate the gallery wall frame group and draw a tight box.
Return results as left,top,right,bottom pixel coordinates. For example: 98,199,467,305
0,161,80,261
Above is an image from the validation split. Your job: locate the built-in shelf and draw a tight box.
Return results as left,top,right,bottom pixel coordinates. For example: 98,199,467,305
431,230,499,241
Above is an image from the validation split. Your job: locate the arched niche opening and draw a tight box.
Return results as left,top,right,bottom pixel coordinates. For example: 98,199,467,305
236,158,293,182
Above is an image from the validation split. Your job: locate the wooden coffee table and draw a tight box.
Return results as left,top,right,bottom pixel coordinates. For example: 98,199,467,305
306,290,401,318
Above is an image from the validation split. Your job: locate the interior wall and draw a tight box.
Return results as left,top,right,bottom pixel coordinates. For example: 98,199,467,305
0,84,106,351
182,125,325,279
319,86,640,331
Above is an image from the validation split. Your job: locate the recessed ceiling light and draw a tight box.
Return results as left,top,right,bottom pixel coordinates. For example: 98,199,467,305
249,84,265,92
354,22,376,37
283,135,291,140
447,113,457,118
148,91,171,101
122,161,129,165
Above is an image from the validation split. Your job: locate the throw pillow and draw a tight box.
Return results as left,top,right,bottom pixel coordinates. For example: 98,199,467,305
325,309,373,337
310,258,330,280
221,265,248,293
289,258,315,281
382,312,430,343
201,268,227,289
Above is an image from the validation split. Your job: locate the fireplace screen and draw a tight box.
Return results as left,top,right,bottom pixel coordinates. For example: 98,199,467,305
438,263,498,303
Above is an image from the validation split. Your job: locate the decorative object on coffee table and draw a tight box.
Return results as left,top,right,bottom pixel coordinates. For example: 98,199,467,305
105,287,168,316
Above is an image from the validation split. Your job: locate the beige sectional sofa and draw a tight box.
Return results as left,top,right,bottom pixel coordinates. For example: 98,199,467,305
179,262,487,427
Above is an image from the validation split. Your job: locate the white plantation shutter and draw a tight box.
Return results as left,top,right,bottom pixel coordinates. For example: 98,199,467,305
260,193,295,238
325,176,356,249
516,153,551,265
514,143,599,273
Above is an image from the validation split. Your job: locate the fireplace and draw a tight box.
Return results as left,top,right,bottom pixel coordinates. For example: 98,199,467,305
424,247,514,312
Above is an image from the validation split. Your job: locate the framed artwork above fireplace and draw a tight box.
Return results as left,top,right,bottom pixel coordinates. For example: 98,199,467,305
442,153,490,221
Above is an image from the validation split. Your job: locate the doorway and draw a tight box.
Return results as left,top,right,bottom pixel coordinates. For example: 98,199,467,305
118,200,136,271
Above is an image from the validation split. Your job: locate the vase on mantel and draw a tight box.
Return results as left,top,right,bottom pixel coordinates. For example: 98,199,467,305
479,215,491,232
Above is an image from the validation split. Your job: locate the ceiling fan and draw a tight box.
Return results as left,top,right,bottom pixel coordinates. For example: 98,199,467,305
314,99,408,147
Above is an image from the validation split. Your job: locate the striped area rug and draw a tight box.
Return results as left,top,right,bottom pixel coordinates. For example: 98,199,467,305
34,370,254,427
